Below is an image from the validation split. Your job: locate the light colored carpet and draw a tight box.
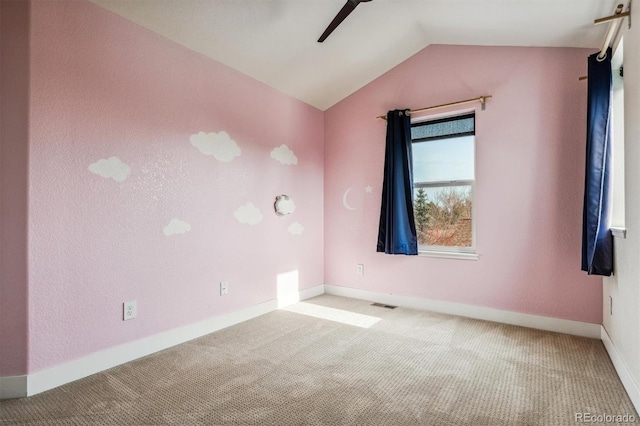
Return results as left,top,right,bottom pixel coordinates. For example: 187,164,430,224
1,295,637,425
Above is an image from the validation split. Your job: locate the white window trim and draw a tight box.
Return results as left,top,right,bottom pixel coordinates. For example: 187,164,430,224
610,38,625,229
611,227,626,239
418,250,479,260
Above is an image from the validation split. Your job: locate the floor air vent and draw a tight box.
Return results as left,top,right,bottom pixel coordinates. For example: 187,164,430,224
371,302,397,309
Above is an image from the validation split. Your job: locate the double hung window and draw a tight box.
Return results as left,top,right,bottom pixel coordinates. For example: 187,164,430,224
411,113,475,254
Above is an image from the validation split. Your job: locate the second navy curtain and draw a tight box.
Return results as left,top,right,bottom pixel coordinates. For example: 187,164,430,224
581,48,613,276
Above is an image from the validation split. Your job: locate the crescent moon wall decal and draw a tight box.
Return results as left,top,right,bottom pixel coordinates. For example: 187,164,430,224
342,188,357,211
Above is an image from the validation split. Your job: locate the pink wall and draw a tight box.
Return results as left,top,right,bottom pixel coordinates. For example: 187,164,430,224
324,45,603,323
24,1,324,373
0,1,30,376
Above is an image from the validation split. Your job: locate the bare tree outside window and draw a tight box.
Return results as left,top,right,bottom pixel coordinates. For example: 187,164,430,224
414,186,472,247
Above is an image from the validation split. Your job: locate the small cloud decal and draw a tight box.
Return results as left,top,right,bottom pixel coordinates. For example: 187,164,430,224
234,202,263,225
288,222,304,235
89,156,131,182
190,131,241,162
270,144,298,165
275,195,296,216
163,219,191,236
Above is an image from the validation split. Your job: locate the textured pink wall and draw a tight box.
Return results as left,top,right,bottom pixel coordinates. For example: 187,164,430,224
0,0,30,376
27,1,324,373
324,45,603,323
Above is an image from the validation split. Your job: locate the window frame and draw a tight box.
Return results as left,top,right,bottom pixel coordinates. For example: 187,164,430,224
610,38,625,231
411,111,477,258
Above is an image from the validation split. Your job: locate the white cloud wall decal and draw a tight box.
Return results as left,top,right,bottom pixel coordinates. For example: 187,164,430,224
275,196,296,216
270,144,298,165
163,219,191,236
288,222,304,235
190,131,241,162
88,156,131,182
234,202,263,225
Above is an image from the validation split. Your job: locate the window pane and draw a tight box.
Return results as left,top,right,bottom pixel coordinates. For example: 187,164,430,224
414,185,472,248
412,136,474,183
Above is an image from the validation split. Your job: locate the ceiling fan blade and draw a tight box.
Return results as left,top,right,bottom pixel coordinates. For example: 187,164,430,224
317,0,358,43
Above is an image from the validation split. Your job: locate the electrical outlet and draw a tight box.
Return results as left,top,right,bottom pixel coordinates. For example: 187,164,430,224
123,300,137,321
220,281,228,296
609,296,613,315
356,264,364,276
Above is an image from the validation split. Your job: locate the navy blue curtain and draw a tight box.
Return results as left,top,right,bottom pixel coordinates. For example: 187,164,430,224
581,48,613,276
377,109,418,255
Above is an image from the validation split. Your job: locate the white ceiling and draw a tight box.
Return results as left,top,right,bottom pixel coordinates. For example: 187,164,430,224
90,0,620,110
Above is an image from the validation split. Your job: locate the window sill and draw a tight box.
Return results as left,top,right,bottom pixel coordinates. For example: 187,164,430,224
611,227,626,239
418,250,479,261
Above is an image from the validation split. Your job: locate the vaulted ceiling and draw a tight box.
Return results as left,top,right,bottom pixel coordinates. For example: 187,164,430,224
90,0,620,110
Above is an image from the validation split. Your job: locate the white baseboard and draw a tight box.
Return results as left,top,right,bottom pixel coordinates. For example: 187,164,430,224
0,284,324,399
0,375,27,399
601,326,640,413
298,284,325,301
324,285,601,339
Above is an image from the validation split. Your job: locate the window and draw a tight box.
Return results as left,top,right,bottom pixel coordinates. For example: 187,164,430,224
411,113,475,255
